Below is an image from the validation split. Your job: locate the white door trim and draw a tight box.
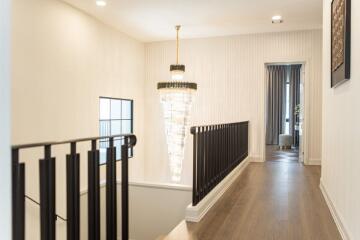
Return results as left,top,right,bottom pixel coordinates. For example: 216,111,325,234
261,57,311,164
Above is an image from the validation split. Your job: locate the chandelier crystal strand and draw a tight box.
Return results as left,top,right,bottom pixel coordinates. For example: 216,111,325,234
157,26,197,182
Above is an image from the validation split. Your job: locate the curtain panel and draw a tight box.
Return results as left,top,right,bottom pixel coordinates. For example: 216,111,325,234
265,65,287,145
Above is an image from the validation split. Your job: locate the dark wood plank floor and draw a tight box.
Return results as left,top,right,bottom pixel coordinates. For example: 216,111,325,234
162,153,341,240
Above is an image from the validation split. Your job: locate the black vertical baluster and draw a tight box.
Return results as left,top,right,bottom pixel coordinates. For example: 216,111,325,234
199,127,204,200
210,126,214,189
225,125,228,173
247,122,249,156
242,123,245,159
207,126,212,193
106,137,117,240
209,126,213,189
214,125,220,184
12,148,18,240
236,124,240,162
18,163,25,240
224,124,227,176
212,126,215,187
210,126,213,190
228,124,231,173
12,147,25,240
230,124,233,170
222,125,225,176
234,124,236,163
239,124,242,160
219,125,223,179
204,126,207,197
39,157,48,240
40,145,56,240
217,125,223,182
233,124,236,167
67,142,80,240
233,124,236,166
121,137,129,240
229,124,231,170
230,124,232,170
88,140,100,240
233,125,236,165
241,123,244,160
205,126,209,196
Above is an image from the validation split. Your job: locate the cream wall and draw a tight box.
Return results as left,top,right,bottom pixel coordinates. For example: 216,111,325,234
321,0,360,239
80,183,191,240
12,0,145,181
144,30,323,185
0,0,12,237
11,0,145,238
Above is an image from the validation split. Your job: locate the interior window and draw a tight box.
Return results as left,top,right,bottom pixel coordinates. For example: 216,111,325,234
99,97,133,164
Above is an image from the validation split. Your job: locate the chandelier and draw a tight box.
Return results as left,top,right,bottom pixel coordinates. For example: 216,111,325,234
157,25,197,182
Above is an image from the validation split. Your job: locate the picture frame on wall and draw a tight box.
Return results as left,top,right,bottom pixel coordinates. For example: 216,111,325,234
331,0,351,88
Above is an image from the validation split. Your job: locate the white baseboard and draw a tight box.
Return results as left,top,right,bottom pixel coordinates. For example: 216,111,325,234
249,155,264,162
320,179,350,240
307,158,321,165
185,157,249,222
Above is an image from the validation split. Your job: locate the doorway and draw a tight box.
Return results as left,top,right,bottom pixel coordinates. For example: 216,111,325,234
265,64,304,162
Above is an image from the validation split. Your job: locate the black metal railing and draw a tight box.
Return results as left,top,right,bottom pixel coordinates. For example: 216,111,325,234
191,121,248,206
12,134,136,240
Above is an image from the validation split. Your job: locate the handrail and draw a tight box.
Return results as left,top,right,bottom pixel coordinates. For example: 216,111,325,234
190,121,248,133
25,195,67,222
12,133,137,150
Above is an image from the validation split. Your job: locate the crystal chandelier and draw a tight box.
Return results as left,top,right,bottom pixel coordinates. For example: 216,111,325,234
157,25,197,182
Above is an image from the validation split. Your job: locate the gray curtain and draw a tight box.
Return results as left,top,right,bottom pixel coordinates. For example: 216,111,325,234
289,65,302,144
266,65,287,145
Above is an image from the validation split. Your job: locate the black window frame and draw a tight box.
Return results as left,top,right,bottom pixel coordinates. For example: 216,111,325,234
99,96,134,165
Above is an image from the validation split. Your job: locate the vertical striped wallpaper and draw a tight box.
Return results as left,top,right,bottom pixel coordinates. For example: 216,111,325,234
144,30,323,184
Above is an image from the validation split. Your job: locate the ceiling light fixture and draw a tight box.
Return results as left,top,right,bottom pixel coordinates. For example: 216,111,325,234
157,25,197,182
95,0,107,7
272,15,283,24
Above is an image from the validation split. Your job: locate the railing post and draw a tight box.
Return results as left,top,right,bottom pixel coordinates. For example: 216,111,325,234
191,127,198,206
67,142,80,240
88,140,100,240
39,145,56,240
122,137,129,240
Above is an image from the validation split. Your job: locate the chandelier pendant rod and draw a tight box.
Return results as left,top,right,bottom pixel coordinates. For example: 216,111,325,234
175,25,180,65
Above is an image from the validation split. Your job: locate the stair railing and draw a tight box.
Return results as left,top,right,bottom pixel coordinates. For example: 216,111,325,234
12,134,136,240
191,121,248,206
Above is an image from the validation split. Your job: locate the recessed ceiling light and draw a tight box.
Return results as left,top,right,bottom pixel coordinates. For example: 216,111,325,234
272,15,283,24
96,0,107,7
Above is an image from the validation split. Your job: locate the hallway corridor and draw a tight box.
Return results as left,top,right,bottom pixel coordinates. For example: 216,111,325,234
164,160,342,240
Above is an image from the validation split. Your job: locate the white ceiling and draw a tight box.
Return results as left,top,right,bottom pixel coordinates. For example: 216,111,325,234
63,0,323,42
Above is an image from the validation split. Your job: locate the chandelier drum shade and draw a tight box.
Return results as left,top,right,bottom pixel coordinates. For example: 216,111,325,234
157,25,197,182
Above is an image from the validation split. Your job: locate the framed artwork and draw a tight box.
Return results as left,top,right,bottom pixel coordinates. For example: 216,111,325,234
331,0,351,88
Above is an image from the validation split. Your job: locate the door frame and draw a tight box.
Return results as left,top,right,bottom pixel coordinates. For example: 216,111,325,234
261,58,310,164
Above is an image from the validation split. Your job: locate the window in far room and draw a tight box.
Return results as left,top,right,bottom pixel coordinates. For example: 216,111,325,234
99,97,133,164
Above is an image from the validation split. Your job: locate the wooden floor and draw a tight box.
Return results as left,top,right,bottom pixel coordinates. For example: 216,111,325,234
266,145,299,163
162,148,341,240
